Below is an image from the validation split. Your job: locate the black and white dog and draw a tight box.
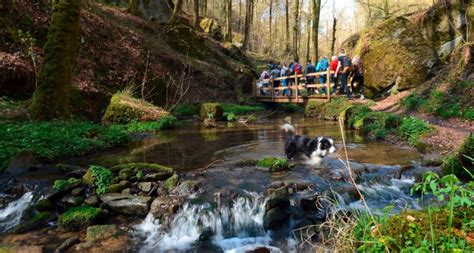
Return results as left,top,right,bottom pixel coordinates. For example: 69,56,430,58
281,123,336,164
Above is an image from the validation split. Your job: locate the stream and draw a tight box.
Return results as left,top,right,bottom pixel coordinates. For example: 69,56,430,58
0,115,426,252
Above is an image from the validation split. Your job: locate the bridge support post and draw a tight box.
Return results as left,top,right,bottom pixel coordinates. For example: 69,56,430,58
271,77,274,101
295,74,299,102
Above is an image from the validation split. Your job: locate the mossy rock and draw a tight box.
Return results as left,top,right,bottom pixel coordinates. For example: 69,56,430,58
342,105,372,127
257,157,290,172
12,212,55,233
164,173,179,191
35,199,55,212
305,101,324,118
111,163,174,181
59,206,106,231
352,17,438,97
107,183,124,193
118,168,132,180
199,103,224,121
102,93,170,125
53,177,81,192
86,224,122,242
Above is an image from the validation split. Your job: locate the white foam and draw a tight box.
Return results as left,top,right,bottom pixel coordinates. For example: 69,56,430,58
136,192,271,252
0,192,34,233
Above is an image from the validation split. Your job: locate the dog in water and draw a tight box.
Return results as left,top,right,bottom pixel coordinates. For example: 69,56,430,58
281,123,336,164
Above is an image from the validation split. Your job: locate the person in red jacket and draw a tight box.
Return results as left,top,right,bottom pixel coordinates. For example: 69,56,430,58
329,56,339,94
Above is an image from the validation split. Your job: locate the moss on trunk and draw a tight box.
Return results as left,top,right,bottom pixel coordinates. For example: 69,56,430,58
29,0,81,120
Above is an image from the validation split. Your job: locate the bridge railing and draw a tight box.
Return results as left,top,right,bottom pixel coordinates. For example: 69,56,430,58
254,69,336,102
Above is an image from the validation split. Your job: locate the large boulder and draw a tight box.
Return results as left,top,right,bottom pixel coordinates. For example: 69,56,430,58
199,103,224,121
100,193,152,216
102,93,169,124
351,16,438,97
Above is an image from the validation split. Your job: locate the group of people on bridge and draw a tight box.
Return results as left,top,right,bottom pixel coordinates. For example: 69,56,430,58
258,49,365,100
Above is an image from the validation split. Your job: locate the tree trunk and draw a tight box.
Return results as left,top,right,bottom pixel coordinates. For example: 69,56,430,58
311,0,321,64
285,0,290,53
29,0,81,120
226,0,232,41
128,0,140,15
201,0,207,15
242,0,253,51
170,0,183,23
269,0,273,50
238,0,242,33
331,17,337,56
193,0,199,28
293,0,300,59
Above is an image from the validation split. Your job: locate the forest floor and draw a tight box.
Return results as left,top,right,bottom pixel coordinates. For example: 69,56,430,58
371,91,473,154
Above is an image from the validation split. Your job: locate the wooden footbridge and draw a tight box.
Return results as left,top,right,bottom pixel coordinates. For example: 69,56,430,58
254,69,336,103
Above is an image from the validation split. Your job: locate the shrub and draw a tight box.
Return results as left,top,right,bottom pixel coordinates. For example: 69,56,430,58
0,121,129,172
442,134,474,179
83,166,113,195
59,206,105,231
397,116,431,146
53,177,81,192
401,93,426,110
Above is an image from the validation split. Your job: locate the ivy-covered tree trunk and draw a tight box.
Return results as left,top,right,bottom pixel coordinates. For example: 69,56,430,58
29,0,81,120
311,0,321,64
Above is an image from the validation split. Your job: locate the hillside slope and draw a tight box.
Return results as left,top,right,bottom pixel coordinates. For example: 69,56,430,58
0,1,255,120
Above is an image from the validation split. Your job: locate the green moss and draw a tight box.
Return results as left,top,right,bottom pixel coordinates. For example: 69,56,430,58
59,206,105,231
221,103,266,115
305,97,351,120
102,93,170,125
163,173,179,190
53,177,81,191
353,17,435,97
342,105,372,127
199,103,224,121
28,0,82,120
276,103,304,113
83,166,113,195
121,115,178,132
0,121,129,172
107,183,124,193
13,212,55,233
257,157,290,172
86,224,118,242
111,163,173,173
35,199,54,212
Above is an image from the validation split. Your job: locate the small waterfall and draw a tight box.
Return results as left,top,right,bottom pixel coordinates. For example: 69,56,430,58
0,192,34,233
136,192,271,252
338,178,420,213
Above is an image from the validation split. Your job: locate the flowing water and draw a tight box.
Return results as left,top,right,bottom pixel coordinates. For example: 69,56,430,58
0,115,424,252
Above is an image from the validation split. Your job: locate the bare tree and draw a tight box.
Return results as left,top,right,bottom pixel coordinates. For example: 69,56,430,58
225,0,232,41
311,0,321,63
293,0,300,58
193,0,199,28
170,0,183,23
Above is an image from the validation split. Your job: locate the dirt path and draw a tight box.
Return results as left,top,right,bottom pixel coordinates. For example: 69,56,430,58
370,92,473,154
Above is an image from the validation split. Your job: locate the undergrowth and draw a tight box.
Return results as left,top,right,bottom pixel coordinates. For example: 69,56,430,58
401,81,474,120
119,115,178,132
0,121,129,172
